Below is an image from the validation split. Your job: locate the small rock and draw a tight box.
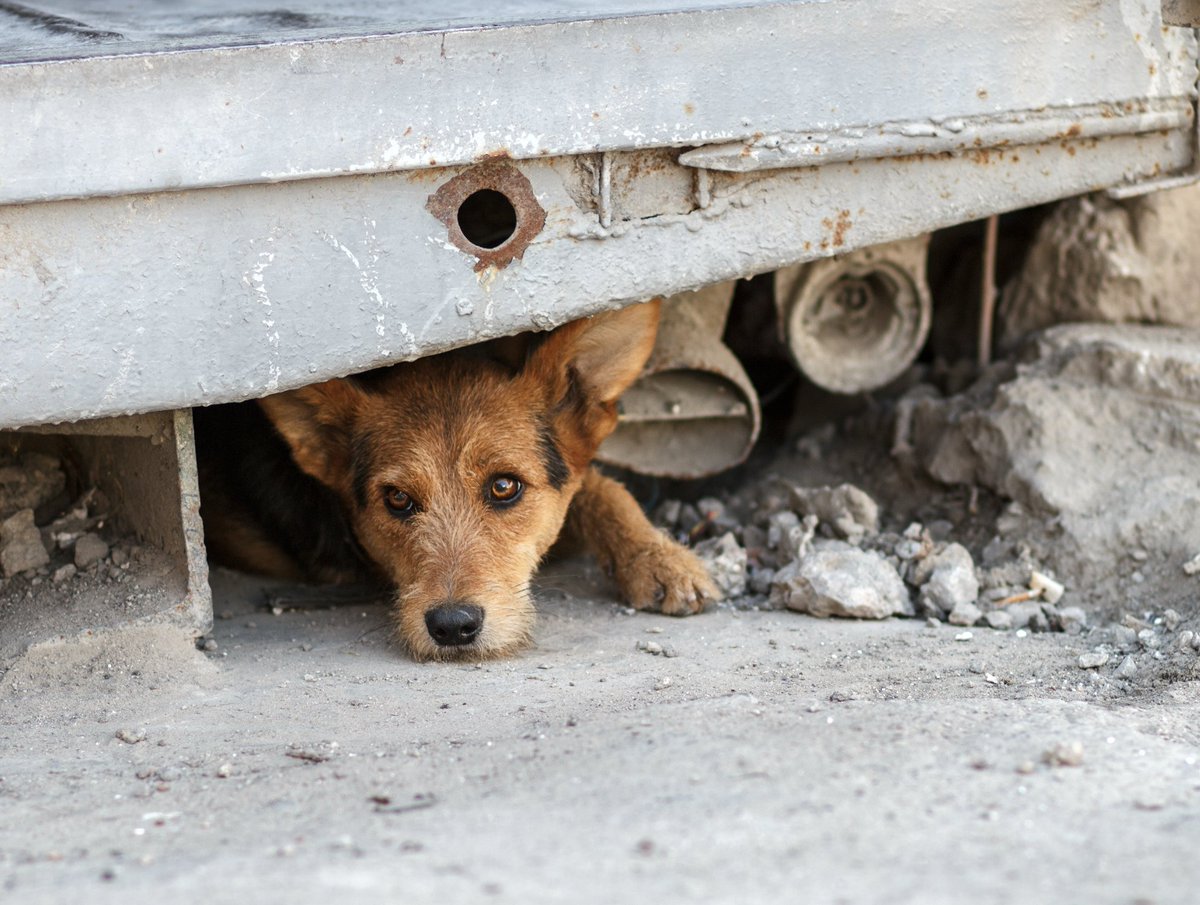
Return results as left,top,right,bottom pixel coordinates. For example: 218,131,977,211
637,640,664,656
985,610,1014,631
1183,554,1200,576
1115,655,1138,680
52,563,77,583
1178,630,1195,651
693,532,748,598
116,729,146,744
948,602,983,627
201,639,218,653
918,544,979,619
748,565,775,596
766,511,800,550
954,631,974,642
216,763,233,778
1055,606,1088,635
1163,609,1182,632
0,508,50,577
654,499,682,528
1041,742,1084,767
771,547,911,620
110,546,130,568
788,483,879,545
74,533,110,569
1077,650,1110,669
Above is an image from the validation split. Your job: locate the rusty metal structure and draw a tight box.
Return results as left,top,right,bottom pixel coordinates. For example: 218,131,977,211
1,1,1198,649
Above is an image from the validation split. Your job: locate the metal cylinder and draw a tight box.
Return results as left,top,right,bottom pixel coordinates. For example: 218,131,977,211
775,235,932,394
597,282,762,479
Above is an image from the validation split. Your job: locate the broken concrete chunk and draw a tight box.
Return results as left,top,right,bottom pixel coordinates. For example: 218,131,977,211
1077,650,1110,669
771,547,911,620
1000,186,1200,346
693,532,747,599
948,601,983,627
74,533,110,570
0,508,50,576
914,323,1200,613
787,483,880,545
1055,606,1088,635
918,543,979,620
984,610,1013,631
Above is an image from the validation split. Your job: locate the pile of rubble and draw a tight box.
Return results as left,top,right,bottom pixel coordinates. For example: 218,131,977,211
0,451,132,592
665,479,1084,635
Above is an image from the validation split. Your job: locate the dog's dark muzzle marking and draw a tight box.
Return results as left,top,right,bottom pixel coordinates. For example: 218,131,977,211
425,603,485,647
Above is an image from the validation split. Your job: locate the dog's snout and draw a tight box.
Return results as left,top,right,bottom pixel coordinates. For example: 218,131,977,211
425,604,485,647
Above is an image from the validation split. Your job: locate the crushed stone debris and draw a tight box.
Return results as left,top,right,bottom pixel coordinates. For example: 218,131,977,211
1184,554,1200,576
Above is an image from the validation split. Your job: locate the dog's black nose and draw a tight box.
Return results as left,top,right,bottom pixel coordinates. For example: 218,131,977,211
425,604,485,647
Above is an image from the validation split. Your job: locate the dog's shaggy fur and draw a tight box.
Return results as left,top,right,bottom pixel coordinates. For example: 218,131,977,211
195,301,717,660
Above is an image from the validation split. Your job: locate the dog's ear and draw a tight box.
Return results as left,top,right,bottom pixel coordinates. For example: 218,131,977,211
526,299,661,407
258,379,366,491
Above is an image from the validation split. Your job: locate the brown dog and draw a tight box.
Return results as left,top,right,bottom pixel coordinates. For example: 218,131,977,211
195,300,718,660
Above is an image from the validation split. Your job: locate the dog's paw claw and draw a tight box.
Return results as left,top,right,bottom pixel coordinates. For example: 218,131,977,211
615,540,719,616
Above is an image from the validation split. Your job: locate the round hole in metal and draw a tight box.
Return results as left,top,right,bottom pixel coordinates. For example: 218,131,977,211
457,189,518,249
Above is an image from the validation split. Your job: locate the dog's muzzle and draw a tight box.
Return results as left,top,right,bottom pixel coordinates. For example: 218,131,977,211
425,603,484,647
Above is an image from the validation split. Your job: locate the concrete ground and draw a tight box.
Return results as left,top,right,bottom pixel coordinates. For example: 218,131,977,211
3,560,1199,905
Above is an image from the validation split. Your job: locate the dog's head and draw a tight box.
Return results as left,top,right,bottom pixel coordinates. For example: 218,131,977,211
259,300,659,660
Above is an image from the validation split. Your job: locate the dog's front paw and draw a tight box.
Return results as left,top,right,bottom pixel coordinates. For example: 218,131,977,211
613,538,720,615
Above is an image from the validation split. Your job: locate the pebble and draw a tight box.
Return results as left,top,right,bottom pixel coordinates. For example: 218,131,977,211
954,631,973,642
216,763,233,778
1183,554,1200,576
116,729,146,744
1056,606,1088,635
693,532,748,598
51,563,77,584
1178,630,1195,651
0,508,50,577
1041,742,1084,767
201,639,218,652
1115,655,1138,680
111,546,130,567
984,610,1013,631
948,601,982,627
74,532,110,569
788,483,879,545
918,544,979,620
637,640,664,655
1077,650,1110,669
771,546,912,620
1163,609,1182,632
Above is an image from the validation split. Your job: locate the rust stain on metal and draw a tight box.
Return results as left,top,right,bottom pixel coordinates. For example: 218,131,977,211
820,209,853,248
426,161,546,272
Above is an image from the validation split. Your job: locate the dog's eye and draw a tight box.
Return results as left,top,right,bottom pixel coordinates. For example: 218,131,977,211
486,475,523,507
383,486,417,519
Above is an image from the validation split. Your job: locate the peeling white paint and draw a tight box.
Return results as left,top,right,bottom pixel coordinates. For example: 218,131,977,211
245,236,281,391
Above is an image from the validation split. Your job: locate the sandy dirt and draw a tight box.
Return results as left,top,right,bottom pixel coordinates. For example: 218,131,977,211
3,558,1200,905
